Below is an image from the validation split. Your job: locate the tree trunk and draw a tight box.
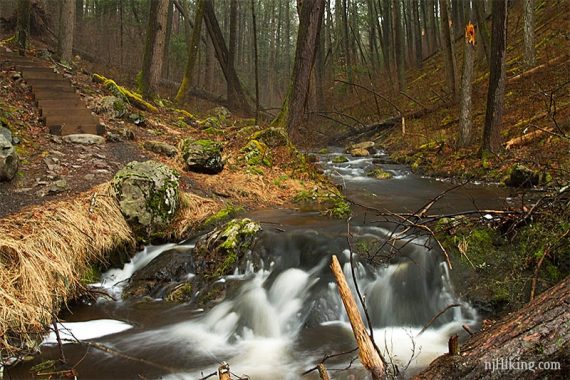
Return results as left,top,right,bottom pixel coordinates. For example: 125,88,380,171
523,0,536,68
227,0,237,102
342,0,353,84
271,0,325,141
392,0,405,91
474,0,490,65
16,0,32,56
458,20,475,147
251,0,259,122
58,0,75,63
141,0,169,99
415,276,570,379
412,0,423,68
439,0,457,100
202,0,252,115
481,0,508,155
330,255,385,380
175,0,204,104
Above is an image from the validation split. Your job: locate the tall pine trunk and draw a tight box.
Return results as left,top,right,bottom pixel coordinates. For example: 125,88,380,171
439,0,457,100
458,18,475,147
141,0,169,99
16,0,31,56
271,0,325,141
175,0,204,104
482,0,508,155
523,0,536,67
58,0,75,64
392,0,405,91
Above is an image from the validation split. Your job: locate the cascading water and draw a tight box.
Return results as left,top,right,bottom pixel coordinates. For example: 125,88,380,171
24,147,509,379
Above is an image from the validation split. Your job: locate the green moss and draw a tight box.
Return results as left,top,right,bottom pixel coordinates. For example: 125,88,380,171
367,167,393,180
318,148,330,154
166,283,193,302
294,189,351,219
203,204,245,227
241,140,272,167
212,218,261,277
332,155,349,164
80,265,101,285
93,73,158,113
199,116,222,130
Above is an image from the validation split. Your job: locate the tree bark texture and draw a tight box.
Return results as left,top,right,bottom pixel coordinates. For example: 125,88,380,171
439,0,457,100
271,0,325,141
175,0,204,104
58,0,75,63
413,0,423,68
482,0,508,155
202,0,252,115
330,255,384,380
523,0,536,67
474,0,491,65
392,0,405,90
415,276,570,379
141,0,169,99
458,21,475,147
16,0,32,56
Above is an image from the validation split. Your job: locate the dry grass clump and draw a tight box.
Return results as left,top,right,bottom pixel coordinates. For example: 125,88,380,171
167,191,222,239
0,183,134,357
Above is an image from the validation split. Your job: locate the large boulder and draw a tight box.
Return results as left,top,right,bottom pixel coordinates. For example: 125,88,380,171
143,140,177,157
504,164,548,188
346,141,375,154
0,135,19,181
252,127,289,148
179,138,224,174
350,148,370,157
194,218,262,278
112,160,180,236
123,247,195,299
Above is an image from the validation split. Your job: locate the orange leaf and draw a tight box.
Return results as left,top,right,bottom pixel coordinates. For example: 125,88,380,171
465,21,476,46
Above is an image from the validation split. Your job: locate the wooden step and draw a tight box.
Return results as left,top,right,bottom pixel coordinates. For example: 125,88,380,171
22,71,63,80
28,81,73,92
49,122,105,136
39,106,91,117
31,84,76,93
33,90,78,101
18,65,55,73
36,99,85,109
26,78,72,87
44,113,99,126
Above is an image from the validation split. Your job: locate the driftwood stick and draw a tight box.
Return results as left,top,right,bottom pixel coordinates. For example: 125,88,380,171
218,362,231,380
330,255,384,379
317,363,330,380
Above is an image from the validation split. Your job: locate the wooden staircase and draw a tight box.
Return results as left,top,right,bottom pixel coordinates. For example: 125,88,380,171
1,49,104,136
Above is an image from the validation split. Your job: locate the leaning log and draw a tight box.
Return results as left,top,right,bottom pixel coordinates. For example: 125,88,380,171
415,276,570,379
330,255,384,379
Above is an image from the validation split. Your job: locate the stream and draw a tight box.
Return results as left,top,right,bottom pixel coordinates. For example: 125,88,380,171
16,148,510,379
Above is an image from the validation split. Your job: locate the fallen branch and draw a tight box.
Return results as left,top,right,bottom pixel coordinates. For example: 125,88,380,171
330,255,385,379
507,55,567,84
417,304,461,337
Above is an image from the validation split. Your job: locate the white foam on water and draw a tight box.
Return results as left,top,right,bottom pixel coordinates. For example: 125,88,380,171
42,319,133,345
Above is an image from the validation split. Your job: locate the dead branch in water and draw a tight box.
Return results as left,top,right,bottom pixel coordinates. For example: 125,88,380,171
417,304,461,337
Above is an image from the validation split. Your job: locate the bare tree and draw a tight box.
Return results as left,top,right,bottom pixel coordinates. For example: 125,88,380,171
458,18,476,147
140,0,169,99
392,0,405,90
482,0,508,155
16,0,32,56
58,0,75,63
439,0,457,100
523,0,536,67
271,0,325,140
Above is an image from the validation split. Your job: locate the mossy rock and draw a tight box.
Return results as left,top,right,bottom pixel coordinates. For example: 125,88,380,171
96,96,127,118
367,167,393,180
165,282,194,302
199,116,223,130
251,127,289,148
237,125,263,139
179,138,224,174
203,203,245,228
318,148,330,154
346,141,375,153
504,164,540,187
112,160,180,237
241,139,271,167
193,218,262,278
350,148,370,157
207,106,231,122
0,135,18,182
332,155,349,164
143,141,177,157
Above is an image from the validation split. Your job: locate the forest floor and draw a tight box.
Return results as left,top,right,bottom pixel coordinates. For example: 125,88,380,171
305,0,569,187
0,38,340,222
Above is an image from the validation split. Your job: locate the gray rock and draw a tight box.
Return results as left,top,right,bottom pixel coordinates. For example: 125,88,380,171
63,134,105,145
179,138,224,174
207,106,231,121
47,179,68,194
143,141,178,158
112,160,180,237
96,96,127,118
505,164,540,188
251,127,289,148
350,148,370,157
0,127,12,142
0,135,19,181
